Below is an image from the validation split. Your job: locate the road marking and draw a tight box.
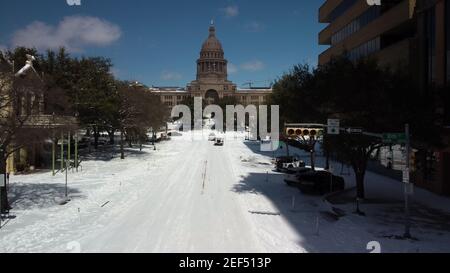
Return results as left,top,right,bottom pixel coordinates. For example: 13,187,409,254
201,160,208,195
248,211,281,216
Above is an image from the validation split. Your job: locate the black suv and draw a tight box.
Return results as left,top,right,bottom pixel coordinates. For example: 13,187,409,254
291,170,345,195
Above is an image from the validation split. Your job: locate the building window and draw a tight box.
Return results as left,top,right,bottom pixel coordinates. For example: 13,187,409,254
426,7,436,84
347,36,380,61
331,6,381,45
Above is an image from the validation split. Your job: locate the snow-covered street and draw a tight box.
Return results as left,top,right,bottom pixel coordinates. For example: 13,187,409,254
1,131,450,253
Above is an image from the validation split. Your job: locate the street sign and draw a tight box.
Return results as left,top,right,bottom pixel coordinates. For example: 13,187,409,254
327,119,340,135
402,168,410,183
383,133,406,144
346,128,363,134
0,174,5,187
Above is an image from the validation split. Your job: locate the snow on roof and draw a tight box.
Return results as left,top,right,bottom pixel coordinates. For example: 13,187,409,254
236,88,272,93
149,88,188,93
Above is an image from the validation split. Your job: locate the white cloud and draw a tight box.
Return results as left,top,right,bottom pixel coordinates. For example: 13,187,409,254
161,70,182,81
222,5,239,18
228,63,238,74
244,21,264,32
0,44,7,53
241,60,265,72
11,16,121,52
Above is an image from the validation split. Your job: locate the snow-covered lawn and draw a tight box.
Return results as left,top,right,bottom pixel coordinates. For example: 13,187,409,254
1,131,449,253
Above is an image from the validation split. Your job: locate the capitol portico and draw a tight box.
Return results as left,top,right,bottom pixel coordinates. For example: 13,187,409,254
150,22,272,109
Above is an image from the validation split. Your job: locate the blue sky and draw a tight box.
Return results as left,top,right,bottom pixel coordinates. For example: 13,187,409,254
0,0,326,87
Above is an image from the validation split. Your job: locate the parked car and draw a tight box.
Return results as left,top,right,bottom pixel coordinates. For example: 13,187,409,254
208,133,216,141
275,156,305,172
284,167,312,185
214,137,224,146
284,166,311,174
286,170,345,195
98,137,109,145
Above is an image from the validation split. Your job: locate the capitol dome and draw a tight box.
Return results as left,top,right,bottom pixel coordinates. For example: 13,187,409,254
201,24,224,53
196,22,228,81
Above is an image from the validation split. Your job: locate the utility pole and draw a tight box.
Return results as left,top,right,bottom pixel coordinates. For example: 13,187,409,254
68,131,71,169
52,136,56,176
404,124,412,239
65,159,68,199
74,134,78,172
60,131,64,170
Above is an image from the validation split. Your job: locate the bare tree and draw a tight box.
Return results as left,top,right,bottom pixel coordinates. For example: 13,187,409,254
116,82,168,159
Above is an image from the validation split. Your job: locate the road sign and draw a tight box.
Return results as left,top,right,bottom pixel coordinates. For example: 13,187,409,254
383,133,406,144
402,168,410,183
346,128,363,134
327,119,340,135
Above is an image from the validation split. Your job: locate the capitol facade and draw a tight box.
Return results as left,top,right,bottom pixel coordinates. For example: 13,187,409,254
150,23,272,109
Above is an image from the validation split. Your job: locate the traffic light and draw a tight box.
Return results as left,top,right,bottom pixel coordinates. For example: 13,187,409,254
285,127,322,138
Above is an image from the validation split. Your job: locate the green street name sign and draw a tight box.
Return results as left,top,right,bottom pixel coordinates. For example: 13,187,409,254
382,133,406,144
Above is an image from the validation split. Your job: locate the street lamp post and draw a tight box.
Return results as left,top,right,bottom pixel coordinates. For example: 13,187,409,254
403,124,412,239
65,159,68,200
60,131,64,171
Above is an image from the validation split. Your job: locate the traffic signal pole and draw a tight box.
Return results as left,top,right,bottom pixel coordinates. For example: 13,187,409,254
60,131,64,170
52,134,56,176
404,124,412,239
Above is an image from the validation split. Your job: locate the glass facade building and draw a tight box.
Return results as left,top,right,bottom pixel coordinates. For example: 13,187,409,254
347,37,381,61
331,6,381,46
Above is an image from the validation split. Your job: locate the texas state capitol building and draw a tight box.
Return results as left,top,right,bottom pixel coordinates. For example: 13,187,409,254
150,23,272,109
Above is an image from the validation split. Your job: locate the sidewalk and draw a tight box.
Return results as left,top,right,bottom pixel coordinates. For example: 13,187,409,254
281,142,450,213
252,141,450,252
